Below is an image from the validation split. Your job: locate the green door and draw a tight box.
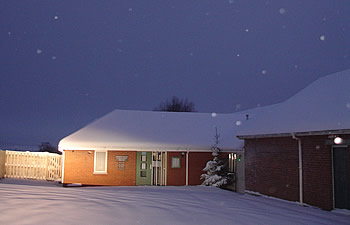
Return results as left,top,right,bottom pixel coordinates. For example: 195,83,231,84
136,152,152,185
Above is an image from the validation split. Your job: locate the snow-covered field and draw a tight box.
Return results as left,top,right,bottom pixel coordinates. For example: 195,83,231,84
0,179,349,225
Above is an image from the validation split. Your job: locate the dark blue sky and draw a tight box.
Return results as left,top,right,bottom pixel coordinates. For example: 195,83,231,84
1,0,349,148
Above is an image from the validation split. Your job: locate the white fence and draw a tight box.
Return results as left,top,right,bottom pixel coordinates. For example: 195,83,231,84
0,150,62,181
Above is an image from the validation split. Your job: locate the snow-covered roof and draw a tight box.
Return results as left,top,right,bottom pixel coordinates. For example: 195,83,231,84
59,110,248,152
237,69,350,137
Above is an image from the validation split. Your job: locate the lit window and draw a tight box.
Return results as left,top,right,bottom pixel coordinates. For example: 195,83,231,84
94,151,107,173
171,157,180,168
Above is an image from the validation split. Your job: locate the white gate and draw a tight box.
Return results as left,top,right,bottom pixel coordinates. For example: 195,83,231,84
3,151,62,181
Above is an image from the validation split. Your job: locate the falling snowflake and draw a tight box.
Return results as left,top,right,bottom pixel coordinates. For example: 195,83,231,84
315,145,320,150
346,103,350,109
235,121,242,126
236,53,240,57
8,31,11,36
245,29,249,32
205,12,209,16
36,49,42,54
189,52,194,56
228,0,234,4
320,35,326,41
235,104,241,110
128,8,133,12
279,8,286,14
52,56,57,60
261,69,267,75
294,65,299,69
322,17,327,22
211,113,217,118
54,15,59,20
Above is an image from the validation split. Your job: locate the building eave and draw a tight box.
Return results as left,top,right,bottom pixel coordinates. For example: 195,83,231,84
237,129,350,139
60,146,244,152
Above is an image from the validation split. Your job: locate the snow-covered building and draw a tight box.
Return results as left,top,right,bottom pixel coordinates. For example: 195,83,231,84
237,69,350,210
59,110,246,191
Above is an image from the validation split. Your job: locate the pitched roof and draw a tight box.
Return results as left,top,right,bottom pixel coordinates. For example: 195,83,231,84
237,69,350,137
59,110,248,152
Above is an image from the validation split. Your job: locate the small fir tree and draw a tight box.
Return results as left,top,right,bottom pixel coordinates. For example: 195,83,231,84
200,128,228,187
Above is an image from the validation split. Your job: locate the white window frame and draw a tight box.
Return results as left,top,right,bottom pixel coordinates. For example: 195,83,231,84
94,150,108,174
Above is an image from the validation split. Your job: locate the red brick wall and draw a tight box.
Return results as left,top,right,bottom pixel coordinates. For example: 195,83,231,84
188,152,212,185
301,136,333,210
63,150,136,186
167,152,186,185
245,137,300,202
245,134,350,210
167,152,229,186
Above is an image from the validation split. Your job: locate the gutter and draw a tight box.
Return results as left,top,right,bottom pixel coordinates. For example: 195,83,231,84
237,129,350,140
292,133,303,205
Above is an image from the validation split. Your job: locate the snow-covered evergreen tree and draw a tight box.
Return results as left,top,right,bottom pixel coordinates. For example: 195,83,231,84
200,128,228,187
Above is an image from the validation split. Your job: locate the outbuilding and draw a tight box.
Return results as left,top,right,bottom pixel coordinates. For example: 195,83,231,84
237,69,350,210
59,110,246,191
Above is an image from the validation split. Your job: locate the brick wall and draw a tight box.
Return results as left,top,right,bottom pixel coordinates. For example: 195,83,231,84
166,152,229,186
245,137,299,202
63,150,136,186
167,152,186,185
245,134,350,210
301,135,333,210
188,152,213,185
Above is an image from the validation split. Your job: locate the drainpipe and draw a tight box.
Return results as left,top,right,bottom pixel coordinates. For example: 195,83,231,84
186,150,189,186
292,133,303,205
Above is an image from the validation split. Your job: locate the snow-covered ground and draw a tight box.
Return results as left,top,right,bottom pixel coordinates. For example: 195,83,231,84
0,179,349,225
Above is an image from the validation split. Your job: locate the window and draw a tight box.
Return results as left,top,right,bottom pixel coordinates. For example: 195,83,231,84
94,151,107,174
141,152,147,162
171,157,180,168
140,171,147,177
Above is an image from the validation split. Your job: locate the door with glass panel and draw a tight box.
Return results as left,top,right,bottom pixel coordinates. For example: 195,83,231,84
136,152,152,185
152,152,167,186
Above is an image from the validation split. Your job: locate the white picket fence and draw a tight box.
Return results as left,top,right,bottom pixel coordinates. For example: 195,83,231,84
1,150,62,181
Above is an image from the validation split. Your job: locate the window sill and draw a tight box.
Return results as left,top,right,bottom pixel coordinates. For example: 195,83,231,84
93,172,108,175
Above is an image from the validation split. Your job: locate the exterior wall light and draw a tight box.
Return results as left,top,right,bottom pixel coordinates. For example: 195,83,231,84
334,137,344,145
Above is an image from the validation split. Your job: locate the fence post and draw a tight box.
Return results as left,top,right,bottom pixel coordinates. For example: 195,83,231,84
45,152,49,180
0,150,6,179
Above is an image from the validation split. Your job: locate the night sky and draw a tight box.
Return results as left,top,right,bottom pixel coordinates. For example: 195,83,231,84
1,0,349,149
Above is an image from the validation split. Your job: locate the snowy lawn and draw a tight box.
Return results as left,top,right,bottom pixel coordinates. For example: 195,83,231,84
0,179,349,225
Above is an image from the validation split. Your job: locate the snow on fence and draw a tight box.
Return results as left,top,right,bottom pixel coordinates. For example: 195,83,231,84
0,150,6,178
4,151,62,181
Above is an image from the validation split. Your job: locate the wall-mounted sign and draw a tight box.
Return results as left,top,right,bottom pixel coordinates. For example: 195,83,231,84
118,162,125,170
116,156,128,162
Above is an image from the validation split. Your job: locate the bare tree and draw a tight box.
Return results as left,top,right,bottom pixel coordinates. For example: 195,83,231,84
39,142,61,155
153,96,196,112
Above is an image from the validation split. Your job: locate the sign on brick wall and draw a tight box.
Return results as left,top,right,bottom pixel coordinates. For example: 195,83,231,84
116,156,128,161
